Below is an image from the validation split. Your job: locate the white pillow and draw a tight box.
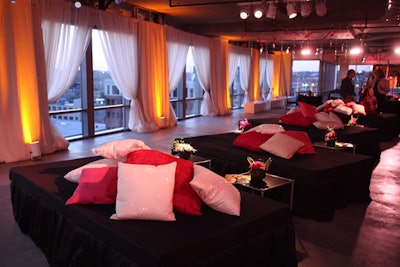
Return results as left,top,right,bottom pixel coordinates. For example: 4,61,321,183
351,103,366,115
64,158,118,183
259,132,305,159
316,100,332,111
111,162,176,221
92,139,150,161
330,99,345,107
190,165,241,216
246,123,285,135
333,105,353,115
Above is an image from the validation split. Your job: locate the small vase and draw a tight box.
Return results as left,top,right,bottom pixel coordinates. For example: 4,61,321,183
326,139,336,147
250,168,266,188
178,151,191,160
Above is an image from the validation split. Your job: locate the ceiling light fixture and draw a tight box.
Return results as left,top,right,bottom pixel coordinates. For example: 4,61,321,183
254,6,263,19
286,2,298,19
266,1,277,19
395,47,400,54
349,47,362,55
300,1,312,17
315,0,327,17
301,47,312,55
74,1,82,8
240,8,250,20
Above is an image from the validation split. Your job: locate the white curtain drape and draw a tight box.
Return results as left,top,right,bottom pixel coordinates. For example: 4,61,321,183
166,26,191,125
137,20,170,131
210,38,231,115
239,53,251,104
265,55,274,99
97,12,142,131
259,55,268,99
191,34,215,116
42,0,92,103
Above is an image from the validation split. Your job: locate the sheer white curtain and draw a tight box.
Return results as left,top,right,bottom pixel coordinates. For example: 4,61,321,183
239,53,251,104
191,34,216,116
259,55,268,99
166,26,191,125
97,12,142,131
137,20,170,131
265,55,274,99
41,0,92,103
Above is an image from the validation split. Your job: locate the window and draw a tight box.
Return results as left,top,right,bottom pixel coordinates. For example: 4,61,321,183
170,47,203,119
230,66,244,109
292,60,320,95
49,29,130,139
348,64,373,101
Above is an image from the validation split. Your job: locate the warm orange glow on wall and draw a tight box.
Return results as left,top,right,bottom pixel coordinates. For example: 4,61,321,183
252,50,260,100
11,1,41,144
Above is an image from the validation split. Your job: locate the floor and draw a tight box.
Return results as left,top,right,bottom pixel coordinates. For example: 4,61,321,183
0,108,399,267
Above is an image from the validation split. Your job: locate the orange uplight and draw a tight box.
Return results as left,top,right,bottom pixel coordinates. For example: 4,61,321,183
11,1,41,143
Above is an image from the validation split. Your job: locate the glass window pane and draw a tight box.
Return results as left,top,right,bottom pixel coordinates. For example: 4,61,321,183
50,111,84,138
292,60,320,95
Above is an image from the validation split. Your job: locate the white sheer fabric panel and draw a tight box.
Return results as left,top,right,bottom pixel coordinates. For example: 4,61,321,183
97,12,142,131
137,20,170,131
259,55,268,100
239,53,251,104
191,34,216,116
228,47,240,88
0,1,27,162
321,61,336,94
41,0,92,103
265,55,274,99
210,38,231,115
166,26,191,125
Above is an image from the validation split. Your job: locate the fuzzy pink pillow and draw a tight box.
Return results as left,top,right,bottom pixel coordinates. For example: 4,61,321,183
91,139,150,161
65,167,118,205
64,158,118,183
126,149,201,216
111,162,176,221
190,165,241,216
259,132,305,159
282,130,315,154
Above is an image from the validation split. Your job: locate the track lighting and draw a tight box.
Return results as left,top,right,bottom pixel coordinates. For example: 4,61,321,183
254,7,263,19
240,8,250,20
74,1,82,8
300,1,312,17
315,0,327,17
286,2,297,19
266,1,277,19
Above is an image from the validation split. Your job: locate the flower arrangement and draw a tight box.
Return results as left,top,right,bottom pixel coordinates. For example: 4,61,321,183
247,157,272,188
239,118,252,131
247,157,272,171
347,114,359,127
324,126,337,147
171,138,197,154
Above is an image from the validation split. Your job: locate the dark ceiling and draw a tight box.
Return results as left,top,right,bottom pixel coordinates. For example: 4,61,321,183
84,0,400,54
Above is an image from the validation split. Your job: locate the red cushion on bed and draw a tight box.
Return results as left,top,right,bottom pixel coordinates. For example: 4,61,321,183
65,167,118,205
298,101,317,121
233,131,273,152
125,149,201,216
282,130,316,154
279,111,315,127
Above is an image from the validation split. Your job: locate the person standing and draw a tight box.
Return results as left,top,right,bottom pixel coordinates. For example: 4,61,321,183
367,68,390,112
340,69,356,102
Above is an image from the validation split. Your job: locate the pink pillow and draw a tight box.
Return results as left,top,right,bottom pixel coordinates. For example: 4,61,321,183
65,167,118,205
126,149,201,216
279,111,315,127
233,131,273,152
190,165,241,216
91,139,150,161
282,130,316,154
259,132,305,159
64,158,118,183
298,101,317,121
111,162,176,221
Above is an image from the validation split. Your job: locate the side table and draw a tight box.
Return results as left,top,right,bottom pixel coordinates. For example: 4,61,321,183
225,172,295,210
189,155,212,169
313,141,356,154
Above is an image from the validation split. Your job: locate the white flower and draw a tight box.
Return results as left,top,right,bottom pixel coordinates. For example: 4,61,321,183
172,139,197,153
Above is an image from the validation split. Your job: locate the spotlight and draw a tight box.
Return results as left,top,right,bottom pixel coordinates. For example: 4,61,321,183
349,47,362,55
254,7,263,19
301,47,312,56
74,1,82,8
394,47,400,54
300,1,312,17
266,2,277,19
315,0,327,17
286,2,298,19
240,8,250,20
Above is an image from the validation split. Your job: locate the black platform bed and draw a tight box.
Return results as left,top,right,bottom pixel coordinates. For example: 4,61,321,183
9,157,297,267
185,132,375,222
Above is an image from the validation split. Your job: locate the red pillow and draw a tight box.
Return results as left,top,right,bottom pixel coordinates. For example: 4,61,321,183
65,167,118,205
279,111,315,127
282,130,316,154
298,101,317,121
125,149,201,216
233,131,273,152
